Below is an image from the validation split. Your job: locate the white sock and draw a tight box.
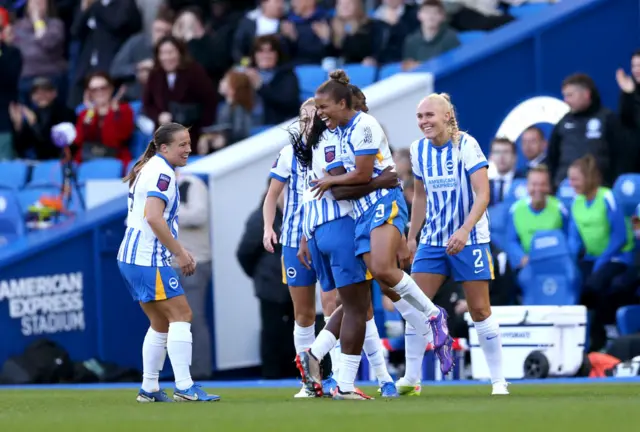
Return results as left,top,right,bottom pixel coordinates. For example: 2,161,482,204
363,319,393,385
309,329,336,361
167,321,194,391
141,327,168,393
325,316,340,376
337,353,361,392
294,322,316,354
393,298,432,339
332,340,341,376
474,315,505,384
391,273,439,318
404,322,426,384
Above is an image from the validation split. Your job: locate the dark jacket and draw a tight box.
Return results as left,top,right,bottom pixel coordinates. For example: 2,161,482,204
618,88,640,173
186,30,234,87
0,43,22,133
71,0,141,85
377,5,420,63
232,13,284,63
142,62,217,143
256,65,300,125
286,8,331,65
237,204,290,304
328,19,390,64
14,100,76,160
547,94,625,188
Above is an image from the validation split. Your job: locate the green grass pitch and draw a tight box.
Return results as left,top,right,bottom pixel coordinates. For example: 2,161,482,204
0,383,638,431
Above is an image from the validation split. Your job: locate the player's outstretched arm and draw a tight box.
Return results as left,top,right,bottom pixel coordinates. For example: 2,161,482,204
330,166,398,200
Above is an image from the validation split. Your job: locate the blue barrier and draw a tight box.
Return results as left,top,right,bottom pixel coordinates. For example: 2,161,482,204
419,0,640,150
0,199,150,370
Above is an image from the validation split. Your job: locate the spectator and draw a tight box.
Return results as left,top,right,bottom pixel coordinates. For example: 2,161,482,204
74,72,135,167
547,73,625,189
0,19,22,160
516,125,548,177
393,147,411,181
328,0,387,65
236,182,296,379
245,35,300,126
282,0,331,65
10,77,76,160
198,70,254,155
232,0,286,64
208,0,244,32
110,10,173,102
70,0,142,107
374,0,419,64
175,170,213,380
135,0,163,36
505,165,567,272
142,35,217,144
444,0,514,32
402,0,460,71
616,50,640,173
568,155,635,352
488,138,520,206
13,0,67,104
173,6,233,88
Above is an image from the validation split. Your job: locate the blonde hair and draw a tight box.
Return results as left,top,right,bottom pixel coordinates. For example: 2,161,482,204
425,92,461,146
570,154,601,193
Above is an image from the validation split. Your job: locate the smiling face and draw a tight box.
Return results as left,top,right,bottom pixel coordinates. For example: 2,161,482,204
314,92,346,129
416,97,450,141
527,169,550,208
159,129,192,167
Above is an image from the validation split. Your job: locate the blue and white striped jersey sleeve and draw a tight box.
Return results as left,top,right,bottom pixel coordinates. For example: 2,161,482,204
146,165,176,205
353,116,383,156
270,145,293,182
409,139,423,181
460,134,488,175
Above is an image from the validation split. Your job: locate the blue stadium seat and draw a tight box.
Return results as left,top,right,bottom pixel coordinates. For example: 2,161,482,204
295,65,327,101
131,130,152,160
17,187,59,214
616,305,640,336
458,31,487,44
613,174,640,217
27,160,63,187
518,229,581,305
342,64,376,89
0,189,26,244
556,178,575,210
129,100,142,117
78,158,124,183
504,178,528,204
488,201,509,250
187,155,203,165
510,3,552,19
0,160,29,190
378,62,403,80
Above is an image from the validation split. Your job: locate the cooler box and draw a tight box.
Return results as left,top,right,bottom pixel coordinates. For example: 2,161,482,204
465,305,587,380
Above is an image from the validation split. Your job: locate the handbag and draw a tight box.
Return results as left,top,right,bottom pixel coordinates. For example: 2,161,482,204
82,141,118,161
168,102,201,126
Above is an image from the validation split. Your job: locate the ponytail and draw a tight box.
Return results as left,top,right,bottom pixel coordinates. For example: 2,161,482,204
123,140,157,186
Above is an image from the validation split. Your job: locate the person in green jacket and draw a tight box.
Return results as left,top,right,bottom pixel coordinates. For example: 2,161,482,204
568,154,635,351
506,164,568,272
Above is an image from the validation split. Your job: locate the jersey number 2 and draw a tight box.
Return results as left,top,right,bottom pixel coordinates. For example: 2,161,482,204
472,249,484,268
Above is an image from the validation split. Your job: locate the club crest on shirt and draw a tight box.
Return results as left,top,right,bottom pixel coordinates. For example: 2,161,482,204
324,145,336,162
272,155,280,168
157,173,171,192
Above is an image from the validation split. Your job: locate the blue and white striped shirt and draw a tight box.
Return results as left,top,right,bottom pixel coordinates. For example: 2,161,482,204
270,144,306,248
335,112,396,219
302,129,353,239
410,133,490,247
118,154,180,266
